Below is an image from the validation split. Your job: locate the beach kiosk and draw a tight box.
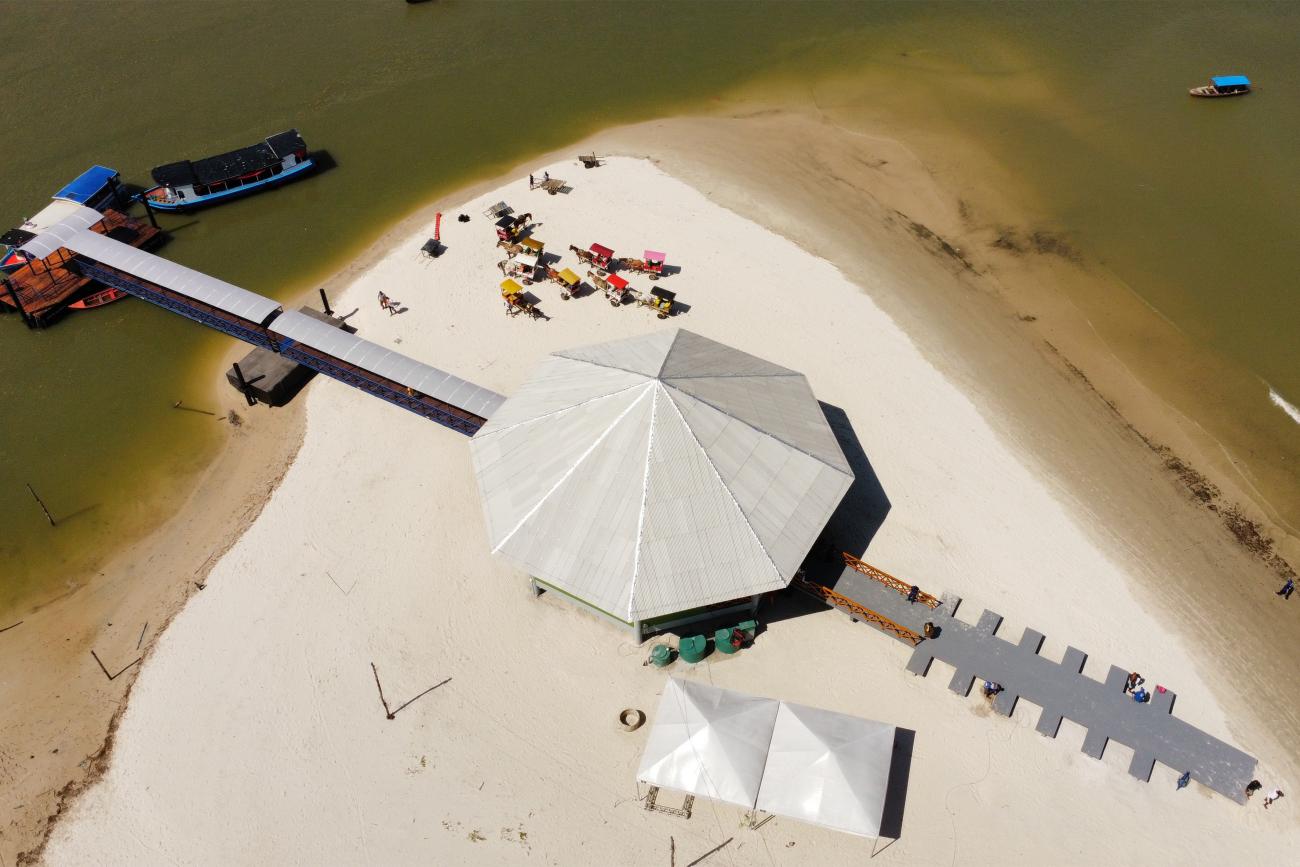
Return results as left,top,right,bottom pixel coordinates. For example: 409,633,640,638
469,329,854,641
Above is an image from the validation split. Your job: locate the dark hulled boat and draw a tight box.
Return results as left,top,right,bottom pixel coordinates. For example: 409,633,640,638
143,130,315,211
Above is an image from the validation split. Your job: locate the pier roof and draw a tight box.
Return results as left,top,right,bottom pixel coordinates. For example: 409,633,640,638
19,205,282,325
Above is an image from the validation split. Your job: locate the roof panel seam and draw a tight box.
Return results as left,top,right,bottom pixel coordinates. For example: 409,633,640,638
665,383,852,477
658,388,784,585
624,386,660,620
490,384,653,554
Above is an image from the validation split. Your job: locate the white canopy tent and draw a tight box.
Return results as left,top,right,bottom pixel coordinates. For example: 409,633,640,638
756,700,896,838
637,678,897,839
636,678,779,809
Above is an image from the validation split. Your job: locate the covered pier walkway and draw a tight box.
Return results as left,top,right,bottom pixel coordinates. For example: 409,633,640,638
18,205,503,434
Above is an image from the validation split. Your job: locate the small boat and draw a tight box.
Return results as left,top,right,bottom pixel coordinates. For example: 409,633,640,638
2,166,123,273
68,287,128,310
143,130,315,211
1190,75,1251,97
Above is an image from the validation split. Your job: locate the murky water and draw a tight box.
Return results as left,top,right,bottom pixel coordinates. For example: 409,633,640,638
2,1,1296,613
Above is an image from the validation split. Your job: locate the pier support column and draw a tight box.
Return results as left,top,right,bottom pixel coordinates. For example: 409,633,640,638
3,275,33,328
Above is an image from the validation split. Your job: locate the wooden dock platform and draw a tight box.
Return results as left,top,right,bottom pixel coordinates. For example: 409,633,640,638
226,307,352,406
0,209,161,326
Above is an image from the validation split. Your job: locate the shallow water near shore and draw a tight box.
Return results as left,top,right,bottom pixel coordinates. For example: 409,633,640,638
2,0,1297,614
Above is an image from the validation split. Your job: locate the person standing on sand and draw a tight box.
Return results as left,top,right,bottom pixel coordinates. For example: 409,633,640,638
1263,789,1284,808
1278,578,1295,600
529,173,534,188
378,291,390,312
1246,780,1262,799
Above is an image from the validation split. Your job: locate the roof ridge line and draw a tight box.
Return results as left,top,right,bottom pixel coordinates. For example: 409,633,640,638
549,349,654,378
476,377,647,438
657,387,784,586
663,383,853,476
663,371,802,381
490,383,654,553
624,385,660,620
655,329,684,379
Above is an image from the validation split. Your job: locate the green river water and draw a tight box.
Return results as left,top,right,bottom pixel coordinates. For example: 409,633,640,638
2,1,1297,615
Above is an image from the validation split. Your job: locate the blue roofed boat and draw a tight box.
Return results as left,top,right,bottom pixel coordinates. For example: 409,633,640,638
1190,75,1251,97
2,165,124,273
54,165,124,210
142,129,315,211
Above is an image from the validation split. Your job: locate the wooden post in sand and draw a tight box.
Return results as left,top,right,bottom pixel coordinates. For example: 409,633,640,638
25,483,56,527
319,287,333,316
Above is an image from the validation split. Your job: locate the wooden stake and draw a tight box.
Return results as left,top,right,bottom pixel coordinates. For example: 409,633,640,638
25,483,56,527
686,838,732,867
319,287,333,316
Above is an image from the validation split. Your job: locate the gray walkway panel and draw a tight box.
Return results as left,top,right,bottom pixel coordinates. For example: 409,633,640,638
816,563,1257,803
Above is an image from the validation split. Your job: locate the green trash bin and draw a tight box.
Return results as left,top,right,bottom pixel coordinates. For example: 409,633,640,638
649,644,674,667
714,627,740,654
736,619,758,641
679,635,708,664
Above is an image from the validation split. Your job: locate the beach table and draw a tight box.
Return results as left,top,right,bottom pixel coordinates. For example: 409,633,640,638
539,178,565,195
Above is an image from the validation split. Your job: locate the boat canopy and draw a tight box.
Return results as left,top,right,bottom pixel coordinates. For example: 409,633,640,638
590,243,614,258
151,130,307,188
644,250,665,263
54,166,119,205
607,274,628,290
521,238,544,252
501,278,523,294
1212,75,1250,87
558,268,580,286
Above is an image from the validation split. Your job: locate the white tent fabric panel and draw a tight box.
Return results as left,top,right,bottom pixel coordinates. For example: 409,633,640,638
637,680,897,840
636,679,780,810
756,701,896,839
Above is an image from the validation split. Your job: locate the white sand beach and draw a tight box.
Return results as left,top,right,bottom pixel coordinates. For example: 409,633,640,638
40,155,1296,865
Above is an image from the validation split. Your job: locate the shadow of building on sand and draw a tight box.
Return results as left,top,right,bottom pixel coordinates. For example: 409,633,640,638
765,402,891,626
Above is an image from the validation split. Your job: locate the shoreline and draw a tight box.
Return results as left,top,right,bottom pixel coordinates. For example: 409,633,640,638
7,108,1297,861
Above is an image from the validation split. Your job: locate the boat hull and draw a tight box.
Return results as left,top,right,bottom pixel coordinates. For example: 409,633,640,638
1189,86,1250,97
68,287,129,310
144,157,316,211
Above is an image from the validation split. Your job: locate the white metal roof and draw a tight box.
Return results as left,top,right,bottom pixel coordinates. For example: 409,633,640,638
636,678,779,809
20,200,99,236
272,310,506,419
757,700,895,838
470,329,853,621
637,679,896,839
18,206,283,325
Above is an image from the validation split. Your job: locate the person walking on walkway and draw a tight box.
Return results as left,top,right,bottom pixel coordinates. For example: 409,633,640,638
1125,671,1144,694
1176,771,1191,790
1278,578,1295,600
906,585,920,605
1264,789,1284,808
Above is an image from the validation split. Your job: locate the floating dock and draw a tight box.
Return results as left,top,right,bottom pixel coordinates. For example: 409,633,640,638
1,209,160,326
798,555,1258,803
227,307,351,406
